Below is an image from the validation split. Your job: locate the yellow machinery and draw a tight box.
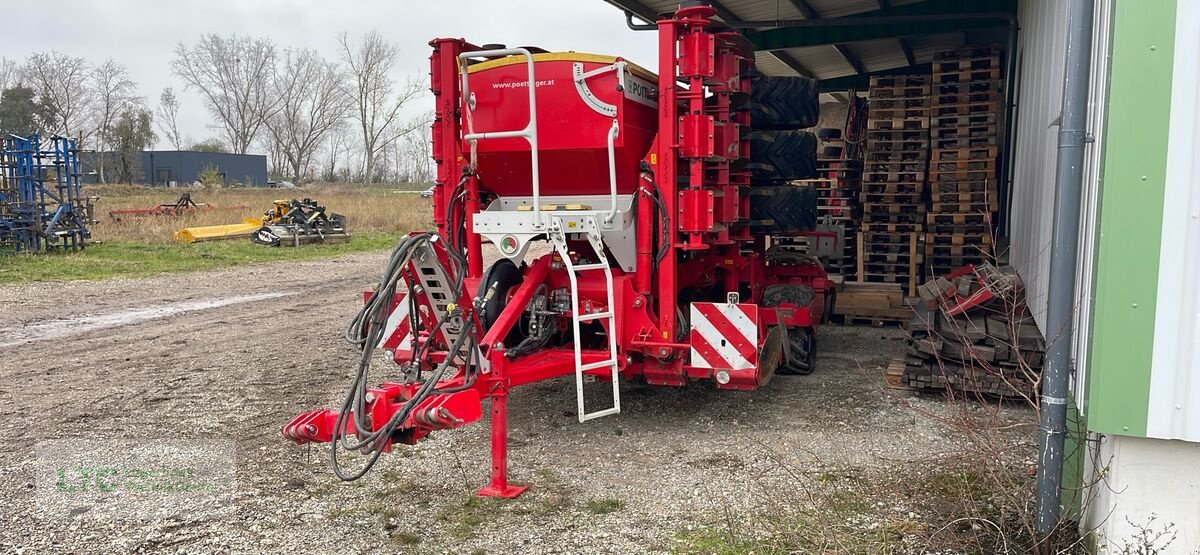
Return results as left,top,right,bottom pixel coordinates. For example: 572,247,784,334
174,218,264,243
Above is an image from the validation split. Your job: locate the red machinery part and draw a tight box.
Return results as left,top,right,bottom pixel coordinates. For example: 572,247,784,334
284,5,830,498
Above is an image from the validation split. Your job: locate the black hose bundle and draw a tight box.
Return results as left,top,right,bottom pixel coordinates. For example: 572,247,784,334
332,232,477,480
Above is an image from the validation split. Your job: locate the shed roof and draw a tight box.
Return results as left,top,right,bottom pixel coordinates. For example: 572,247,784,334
600,0,1014,88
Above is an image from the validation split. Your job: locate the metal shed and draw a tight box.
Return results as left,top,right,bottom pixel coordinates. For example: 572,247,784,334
595,0,1199,550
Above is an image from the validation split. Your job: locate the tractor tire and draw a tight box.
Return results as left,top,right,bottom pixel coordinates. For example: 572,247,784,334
748,130,817,183
477,259,526,347
816,127,843,139
749,184,818,233
748,73,819,130
779,326,817,375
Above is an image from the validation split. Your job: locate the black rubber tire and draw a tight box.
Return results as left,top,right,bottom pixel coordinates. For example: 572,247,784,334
477,259,526,347
748,72,819,130
821,145,844,158
779,327,816,375
749,184,818,233
748,130,817,183
816,127,843,139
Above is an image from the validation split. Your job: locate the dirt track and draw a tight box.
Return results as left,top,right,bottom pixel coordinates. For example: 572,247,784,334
0,251,1033,554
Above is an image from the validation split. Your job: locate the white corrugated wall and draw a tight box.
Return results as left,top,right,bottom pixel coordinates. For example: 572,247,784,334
1009,0,1069,331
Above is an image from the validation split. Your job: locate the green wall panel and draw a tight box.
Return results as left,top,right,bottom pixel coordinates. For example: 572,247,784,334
1085,0,1176,437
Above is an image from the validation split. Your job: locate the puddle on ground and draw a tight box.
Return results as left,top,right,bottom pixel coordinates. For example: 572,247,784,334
0,292,293,347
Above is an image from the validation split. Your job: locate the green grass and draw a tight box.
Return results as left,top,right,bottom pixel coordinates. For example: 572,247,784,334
0,231,403,284
584,498,622,515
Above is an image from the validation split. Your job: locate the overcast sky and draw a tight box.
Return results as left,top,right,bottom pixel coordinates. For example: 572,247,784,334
1,0,659,150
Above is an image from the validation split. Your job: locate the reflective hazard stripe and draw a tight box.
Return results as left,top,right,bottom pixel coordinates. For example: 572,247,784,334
378,293,413,350
689,302,759,370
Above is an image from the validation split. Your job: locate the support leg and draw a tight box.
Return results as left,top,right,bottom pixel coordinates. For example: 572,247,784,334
477,385,529,498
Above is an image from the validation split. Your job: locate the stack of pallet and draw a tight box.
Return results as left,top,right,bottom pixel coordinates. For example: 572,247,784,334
888,266,1044,398
791,129,860,277
925,46,1003,276
860,75,930,296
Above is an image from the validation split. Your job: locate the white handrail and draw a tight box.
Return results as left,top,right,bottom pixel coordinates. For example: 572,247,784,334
459,48,543,229
604,120,620,224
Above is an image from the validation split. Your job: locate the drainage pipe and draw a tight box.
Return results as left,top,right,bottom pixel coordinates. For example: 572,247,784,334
1036,0,1095,535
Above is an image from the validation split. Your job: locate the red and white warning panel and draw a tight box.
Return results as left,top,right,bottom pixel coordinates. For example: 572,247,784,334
373,292,413,351
689,302,760,371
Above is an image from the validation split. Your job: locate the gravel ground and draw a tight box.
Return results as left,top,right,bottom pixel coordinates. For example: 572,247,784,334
0,249,1035,554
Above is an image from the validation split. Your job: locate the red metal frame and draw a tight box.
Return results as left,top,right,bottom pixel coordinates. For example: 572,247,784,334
284,6,832,497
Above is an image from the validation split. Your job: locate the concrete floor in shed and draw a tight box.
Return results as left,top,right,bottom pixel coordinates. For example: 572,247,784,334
0,247,1035,554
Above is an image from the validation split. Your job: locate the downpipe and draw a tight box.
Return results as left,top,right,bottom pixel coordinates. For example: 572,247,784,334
1036,0,1095,537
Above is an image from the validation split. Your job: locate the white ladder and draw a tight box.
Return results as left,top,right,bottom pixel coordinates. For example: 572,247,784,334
548,214,621,422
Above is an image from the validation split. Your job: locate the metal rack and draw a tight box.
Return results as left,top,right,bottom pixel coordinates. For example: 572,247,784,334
0,134,93,253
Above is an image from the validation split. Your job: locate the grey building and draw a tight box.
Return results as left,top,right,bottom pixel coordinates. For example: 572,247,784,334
81,150,268,186
143,151,267,186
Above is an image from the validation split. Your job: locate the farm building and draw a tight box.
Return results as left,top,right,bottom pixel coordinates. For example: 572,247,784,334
81,150,268,186
594,0,1194,549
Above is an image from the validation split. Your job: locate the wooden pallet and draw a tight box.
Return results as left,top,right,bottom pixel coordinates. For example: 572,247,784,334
929,190,996,204
930,157,997,172
870,75,930,88
929,169,997,183
932,135,998,149
927,222,991,235
865,160,927,173
927,212,991,225
863,202,927,215
931,146,999,161
861,222,923,233
863,171,927,184
868,117,930,131
933,45,1003,63
932,113,998,129
932,125,998,140
861,192,924,205
930,100,999,116
869,106,931,120
858,232,922,296
869,97,932,111
926,232,994,246
932,67,1003,84
932,91,1000,107
930,200,998,213
834,282,913,325
931,180,995,194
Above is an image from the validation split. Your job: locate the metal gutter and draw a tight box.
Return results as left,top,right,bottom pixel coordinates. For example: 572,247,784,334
1036,0,1095,535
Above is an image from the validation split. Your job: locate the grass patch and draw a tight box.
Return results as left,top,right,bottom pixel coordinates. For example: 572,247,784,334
0,231,403,284
674,463,1040,554
437,495,499,540
584,498,622,515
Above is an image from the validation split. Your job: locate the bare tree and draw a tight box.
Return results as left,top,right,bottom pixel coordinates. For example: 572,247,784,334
92,60,138,182
156,87,185,150
21,51,93,142
322,124,351,182
0,57,18,93
338,31,425,184
263,48,352,183
172,34,277,154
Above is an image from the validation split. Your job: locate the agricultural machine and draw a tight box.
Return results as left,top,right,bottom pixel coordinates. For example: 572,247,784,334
174,198,348,245
283,3,832,496
108,193,247,221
